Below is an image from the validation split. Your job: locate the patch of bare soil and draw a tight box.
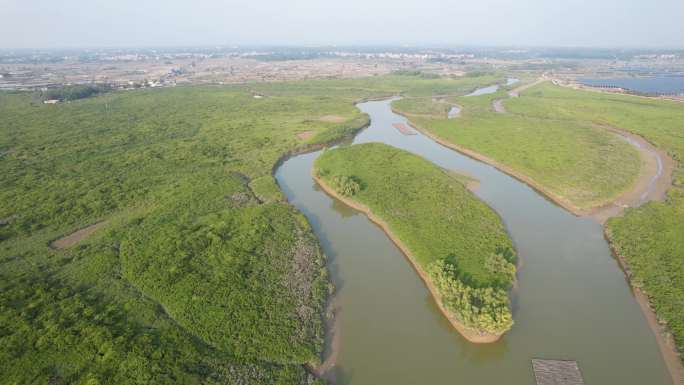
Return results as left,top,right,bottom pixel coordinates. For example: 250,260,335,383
492,77,546,114
297,131,315,141
50,221,108,249
0,215,16,226
492,99,506,113
591,125,674,224
319,115,346,123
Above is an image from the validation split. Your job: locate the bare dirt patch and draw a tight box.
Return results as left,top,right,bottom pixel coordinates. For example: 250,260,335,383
592,125,674,224
492,78,547,113
297,131,315,141
319,115,346,123
50,221,108,249
492,99,506,113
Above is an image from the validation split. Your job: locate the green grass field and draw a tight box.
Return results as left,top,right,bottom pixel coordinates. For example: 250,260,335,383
505,82,684,185
394,80,684,361
392,85,642,210
314,143,516,334
499,83,684,359
0,73,503,384
607,190,684,355
392,97,453,118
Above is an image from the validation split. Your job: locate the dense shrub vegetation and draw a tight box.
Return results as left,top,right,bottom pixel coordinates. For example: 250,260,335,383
0,74,503,384
314,143,516,335
328,175,361,196
429,260,513,333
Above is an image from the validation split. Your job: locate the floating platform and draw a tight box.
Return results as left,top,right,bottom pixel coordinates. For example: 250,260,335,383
392,122,417,135
532,359,584,385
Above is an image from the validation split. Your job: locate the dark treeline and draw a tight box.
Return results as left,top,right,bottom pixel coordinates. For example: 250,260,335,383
44,84,112,101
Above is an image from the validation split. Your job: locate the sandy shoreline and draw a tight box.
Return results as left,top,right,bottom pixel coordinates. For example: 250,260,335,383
591,124,674,223
312,174,505,344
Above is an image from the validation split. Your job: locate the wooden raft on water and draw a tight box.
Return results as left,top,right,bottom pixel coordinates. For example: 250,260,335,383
392,122,417,135
531,359,585,385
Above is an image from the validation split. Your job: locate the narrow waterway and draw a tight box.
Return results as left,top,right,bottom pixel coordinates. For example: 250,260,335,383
275,98,672,385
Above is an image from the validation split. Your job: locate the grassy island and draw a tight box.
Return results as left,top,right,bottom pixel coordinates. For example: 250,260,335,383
313,143,516,340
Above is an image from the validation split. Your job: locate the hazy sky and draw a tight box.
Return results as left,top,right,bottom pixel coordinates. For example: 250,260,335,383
2,0,683,49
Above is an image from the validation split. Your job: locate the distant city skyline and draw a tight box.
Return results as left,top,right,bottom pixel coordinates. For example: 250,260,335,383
2,0,683,49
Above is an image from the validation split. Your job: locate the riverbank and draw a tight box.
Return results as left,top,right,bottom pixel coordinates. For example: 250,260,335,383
590,125,674,223
391,107,594,216
312,173,505,343
606,228,684,385
492,77,547,113
394,94,673,223
276,97,674,385
395,86,682,384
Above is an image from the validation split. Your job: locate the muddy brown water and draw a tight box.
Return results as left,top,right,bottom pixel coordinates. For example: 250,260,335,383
275,98,672,385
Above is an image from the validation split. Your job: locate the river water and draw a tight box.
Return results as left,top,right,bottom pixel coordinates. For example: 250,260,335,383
275,98,672,385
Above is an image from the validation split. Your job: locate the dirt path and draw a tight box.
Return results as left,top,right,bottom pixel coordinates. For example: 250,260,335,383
508,78,547,97
492,99,506,113
492,77,547,113
319,115,346,123
50,221,108,249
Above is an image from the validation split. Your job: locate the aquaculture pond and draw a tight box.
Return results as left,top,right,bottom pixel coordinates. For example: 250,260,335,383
580,76,684,95
275,98,672,385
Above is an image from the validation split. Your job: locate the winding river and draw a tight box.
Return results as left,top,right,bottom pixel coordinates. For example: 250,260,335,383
276,97,673,385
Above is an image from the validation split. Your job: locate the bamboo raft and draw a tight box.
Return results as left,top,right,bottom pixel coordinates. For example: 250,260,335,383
531,359,585,385
392,122,417,135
